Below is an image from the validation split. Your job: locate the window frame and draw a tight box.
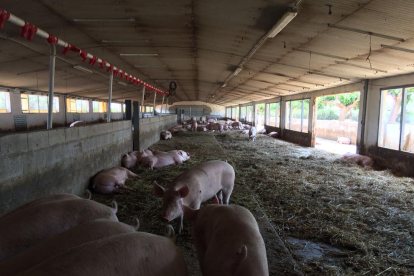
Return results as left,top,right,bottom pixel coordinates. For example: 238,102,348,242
66,98,89,113
378,85,414,154
285,99,310,133
0,91,11,113
111,102,122,113
92,101,108,113
21,94,59,114
267,102,280,127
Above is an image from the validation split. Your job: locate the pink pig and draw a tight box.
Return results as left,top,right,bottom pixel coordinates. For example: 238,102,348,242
183,204,269,276
249,127,257,141
154,160,235,233
206,123,224,133
232,121,243,130
0,198,118,261
141,150,190,170
337,136,351,144
191,121,198,132
259,128,267,134
341,153,374,167
18,227,189,276
92,167,139,194
267,132,278,138
0,219,139,276
197,126,207,132
161,131,172,140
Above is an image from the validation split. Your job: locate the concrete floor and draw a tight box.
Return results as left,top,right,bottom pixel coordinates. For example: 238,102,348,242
315,137,356,155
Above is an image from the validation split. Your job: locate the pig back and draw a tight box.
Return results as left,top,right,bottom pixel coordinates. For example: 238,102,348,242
0,199,118,261
193,205,268,276
0,220,136,276
18,232,189,276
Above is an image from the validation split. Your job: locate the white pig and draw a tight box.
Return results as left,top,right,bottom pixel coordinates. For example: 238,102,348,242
18,227,189,276
0,219,139,276
154,160,235,234
140,150,190,170
92,167,139,194
191,121,198,132
249,126,257,141
183,204,269,276
0,199,118,261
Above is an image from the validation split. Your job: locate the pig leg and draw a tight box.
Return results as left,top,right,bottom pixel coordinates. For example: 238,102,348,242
216,190,223,204
177,213,184,234
221,185,234,205
126,171,139,180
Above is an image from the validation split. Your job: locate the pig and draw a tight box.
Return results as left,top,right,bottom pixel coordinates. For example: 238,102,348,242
244,124,252,130
341,153,374,167
226,120,234,125
267,131,278,138
239,129,249,135
18,227,189,276
0,199,118,261
183,204,269,276
197,125,207,132
259,128,267,134
161,130,172,140
154,160,235,234
232,121,243,130
249,127,257,141
122,152,139,169
92,167,139,194
337,136,351,144
69,121,86,127
0,218,139,276
222,125,231,131
0,193,82,221
141,150,190,170
190,116,196,122
191,121,198,132
207,118,217,123
200,116,206,123
206,123,224,133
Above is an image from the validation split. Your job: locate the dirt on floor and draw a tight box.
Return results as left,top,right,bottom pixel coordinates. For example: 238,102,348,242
93,127,414,276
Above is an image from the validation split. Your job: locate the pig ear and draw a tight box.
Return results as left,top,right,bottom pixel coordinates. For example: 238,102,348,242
182,205,198,221
153,181,165,198
178,150,183,156
235,245,248,263
131,217,140,231
165,225,176,243
178,186,189,198
111,201,118,214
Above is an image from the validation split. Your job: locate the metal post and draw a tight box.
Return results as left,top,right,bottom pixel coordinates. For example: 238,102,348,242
141,86,145,118
47,43,56,129
161,95,165,114
107,71,113,123
165,97,168,114
153,91,157,116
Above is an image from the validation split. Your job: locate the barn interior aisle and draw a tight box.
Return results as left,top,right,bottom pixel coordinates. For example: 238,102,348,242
93,129,414,276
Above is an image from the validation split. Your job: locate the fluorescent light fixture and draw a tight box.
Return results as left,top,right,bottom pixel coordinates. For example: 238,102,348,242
118,82,128,86
222,83,227,88
233,67,242,76
135,65,166,68
73,65,93,74
381,44,414,54
72,18,135,22
335,61,387,73
120,54,158,57
102,40,149,43
268,9,297,38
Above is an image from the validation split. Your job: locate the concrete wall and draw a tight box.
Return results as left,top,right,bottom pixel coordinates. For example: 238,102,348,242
138,115,177,151
0,120,132,216
0,87,124,133
315,120,358,144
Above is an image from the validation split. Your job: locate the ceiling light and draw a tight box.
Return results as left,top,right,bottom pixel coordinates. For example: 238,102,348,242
268,9,297,38
233,67,243,76
222,83,227,88
120,54,158,57
135,65,166,68
102,40,149,43
118,82,128,86
72,18,135,22
73,66,93,74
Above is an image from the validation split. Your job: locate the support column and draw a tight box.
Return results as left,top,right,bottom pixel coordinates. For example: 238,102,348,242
47,43,56,129
165,97,168,114
161,95,165,114
125,100,132,120
357,79,369,154
141,86,145,118
132,101,140,151
153,91,157,116
107,71,113,123
265,103,269,126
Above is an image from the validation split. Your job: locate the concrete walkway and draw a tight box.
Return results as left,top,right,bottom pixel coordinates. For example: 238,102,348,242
315,137,356,155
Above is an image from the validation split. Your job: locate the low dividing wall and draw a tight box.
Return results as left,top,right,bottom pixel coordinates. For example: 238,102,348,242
0,120,132,216
138,115,177,151
315,120,358,144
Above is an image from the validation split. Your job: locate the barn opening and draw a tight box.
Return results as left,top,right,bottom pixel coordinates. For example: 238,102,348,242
314,92,360,155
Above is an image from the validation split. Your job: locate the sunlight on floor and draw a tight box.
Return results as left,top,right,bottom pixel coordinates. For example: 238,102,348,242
315,137,356,155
